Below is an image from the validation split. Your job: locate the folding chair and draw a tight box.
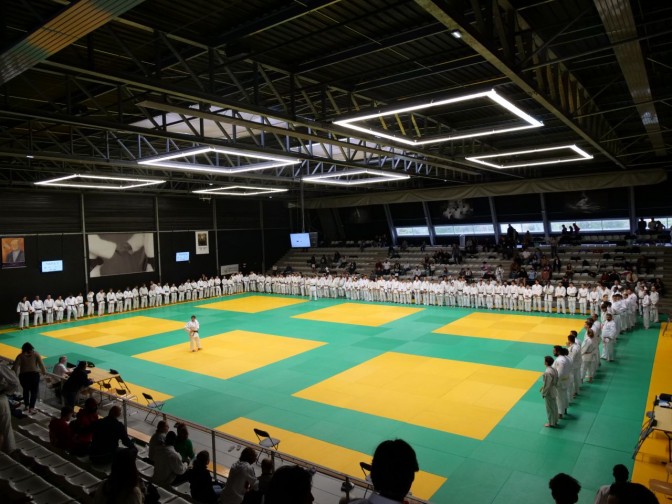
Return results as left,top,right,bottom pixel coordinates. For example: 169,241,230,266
114,376,137,402
142,392,165,424
254,428,282,463
360,461,373,497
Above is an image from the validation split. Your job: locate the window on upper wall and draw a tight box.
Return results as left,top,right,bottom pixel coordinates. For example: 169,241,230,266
396,226,430,236
499,222,545,234
435,224,495,235
549,219,630,232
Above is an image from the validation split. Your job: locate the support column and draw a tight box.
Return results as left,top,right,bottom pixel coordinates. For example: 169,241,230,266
540,193,550,239
422,202,436,246
488,197,500,242
213,198,220,275
383,204,397,246
628,186,637,234
80,194,89,294
154,196,162,283
260,200,266,273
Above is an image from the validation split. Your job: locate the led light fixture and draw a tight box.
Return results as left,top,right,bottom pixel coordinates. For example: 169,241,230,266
35,174,164,190
138,146,300,174
192,185,288,196
333,89,543,146
465,144,593,169
450,29,462,39
302,169,410,186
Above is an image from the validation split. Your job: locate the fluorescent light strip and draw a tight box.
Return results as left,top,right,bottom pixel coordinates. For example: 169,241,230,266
333,89,543,145
138,146,300,174
465,144,594,169
193,185,288,196
302,169,410,186
35,174,164,190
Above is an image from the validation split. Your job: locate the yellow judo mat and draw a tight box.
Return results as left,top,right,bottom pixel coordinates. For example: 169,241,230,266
294,351,540,440
198,295,307,313
632,324,672,486
434,312,586,345
133,330,326,380
41,316,186,347
215,417,446,500
293,302,424,327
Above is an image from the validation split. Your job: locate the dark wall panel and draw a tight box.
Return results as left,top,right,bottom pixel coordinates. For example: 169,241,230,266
159,231,217,283
158,196,213,230
262,200,290,229
494,194,543,222
338,205,389,241
634,185,670,217
218,230,263,272
0,192,81,233
545,189,628,220
390,202,425,227
84,194,155,232
216,199,261,229
0,234,85,324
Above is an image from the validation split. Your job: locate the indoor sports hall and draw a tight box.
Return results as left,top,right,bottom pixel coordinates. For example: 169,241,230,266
1,1,672,503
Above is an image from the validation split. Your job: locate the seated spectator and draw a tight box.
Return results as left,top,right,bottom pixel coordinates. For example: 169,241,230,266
49,405,74,451
264,465,313,504
148,420,169,463
92,448,144,504
89,405,135,465
257,458,275,495
549,473,581,504
608,481,657,504
348,438,418,504
175,422,195,463
595,464,629,504
50,355,71,398
189,450,222,503
152,430,188,487
70,397,98,454
61,361,93,408
219,447,257,504
52,356,71,378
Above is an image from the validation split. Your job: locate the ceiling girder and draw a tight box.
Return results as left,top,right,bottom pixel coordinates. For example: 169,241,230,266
415,0,626,169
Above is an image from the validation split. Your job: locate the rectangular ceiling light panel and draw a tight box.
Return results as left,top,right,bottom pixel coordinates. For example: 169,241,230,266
138,146,300,175
333,89,543,146
465,145,593,169
302,169,410,186
193,185,288,196
35,174,164,190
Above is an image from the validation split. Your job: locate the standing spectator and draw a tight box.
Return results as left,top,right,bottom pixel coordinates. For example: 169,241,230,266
220,447,257,504
12,342,46,414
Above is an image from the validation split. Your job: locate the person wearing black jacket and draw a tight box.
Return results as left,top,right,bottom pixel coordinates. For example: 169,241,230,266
61,361,93,408
189,450,222,503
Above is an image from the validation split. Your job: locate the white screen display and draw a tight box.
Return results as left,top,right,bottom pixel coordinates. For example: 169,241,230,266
290,233,311,248
41,260,63,273
176,251,190,262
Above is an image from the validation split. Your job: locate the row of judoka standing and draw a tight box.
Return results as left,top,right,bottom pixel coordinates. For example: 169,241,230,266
540,289,648,428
